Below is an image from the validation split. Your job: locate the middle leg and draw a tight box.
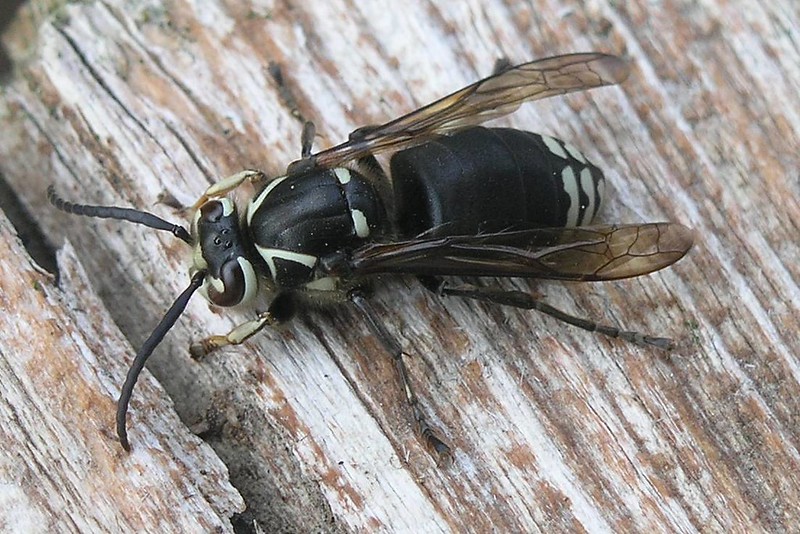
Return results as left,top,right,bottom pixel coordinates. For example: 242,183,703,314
349,290,453,466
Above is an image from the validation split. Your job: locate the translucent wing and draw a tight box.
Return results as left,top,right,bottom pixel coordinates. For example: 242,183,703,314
334,223,693,281
310,53,630,168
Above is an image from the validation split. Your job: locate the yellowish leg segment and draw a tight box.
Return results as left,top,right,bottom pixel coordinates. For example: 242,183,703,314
190,170,268,210
190,310,279,359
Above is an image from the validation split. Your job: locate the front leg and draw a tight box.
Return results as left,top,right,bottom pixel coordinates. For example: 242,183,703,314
190,169,268,211
190,292,296,359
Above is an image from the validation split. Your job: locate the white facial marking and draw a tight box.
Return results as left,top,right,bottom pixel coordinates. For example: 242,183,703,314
351,208,370,238
191,207,202,233
579,168,595,225
192,244,208,271
208,276,225,293
256,246,317,280
334,168,352,184
542,135,568,159
247,176,287,225
561,166,580,227
238,257,258,304
219,197,235,216
564,142,587,163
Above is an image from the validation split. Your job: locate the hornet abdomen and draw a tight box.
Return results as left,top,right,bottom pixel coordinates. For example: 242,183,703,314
390,126,605,237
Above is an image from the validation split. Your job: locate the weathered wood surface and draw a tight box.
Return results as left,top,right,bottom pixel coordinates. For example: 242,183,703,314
1,0,798,532
0,212,245,530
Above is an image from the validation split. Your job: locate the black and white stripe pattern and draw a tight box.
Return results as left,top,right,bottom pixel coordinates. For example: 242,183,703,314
245,167,383,289
539,134,605,227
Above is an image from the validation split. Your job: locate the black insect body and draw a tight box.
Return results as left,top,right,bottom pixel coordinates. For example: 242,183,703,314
246,168,386,289
49,53,694,464
390,126,605,237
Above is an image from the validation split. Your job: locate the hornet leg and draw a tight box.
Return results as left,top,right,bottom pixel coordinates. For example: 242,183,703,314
350,291,453,466
191,170,268,210
190,293,296,359
435,282,675,350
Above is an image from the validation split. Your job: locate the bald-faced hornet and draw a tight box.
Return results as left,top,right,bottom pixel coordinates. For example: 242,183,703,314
49,53,693,464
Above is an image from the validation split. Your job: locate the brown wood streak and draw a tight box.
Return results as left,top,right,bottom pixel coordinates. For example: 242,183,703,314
0,213,244,530
1,0,798,532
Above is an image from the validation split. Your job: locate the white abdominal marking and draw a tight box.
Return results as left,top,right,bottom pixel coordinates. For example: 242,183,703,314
541,134,568,159
579,168,595,225
564,142,588,163
562,166,580,227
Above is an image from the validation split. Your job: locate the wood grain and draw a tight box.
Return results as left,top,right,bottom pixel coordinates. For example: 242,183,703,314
1,0,798,531
0,211,244,530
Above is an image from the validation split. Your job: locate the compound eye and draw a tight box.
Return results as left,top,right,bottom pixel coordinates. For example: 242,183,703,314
200,200,225,223
207,259,245,306
204,257,258,307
